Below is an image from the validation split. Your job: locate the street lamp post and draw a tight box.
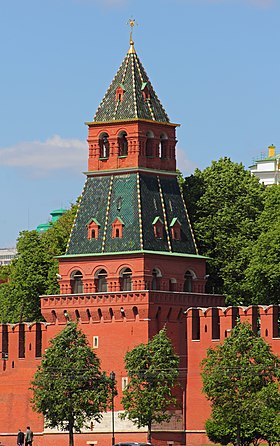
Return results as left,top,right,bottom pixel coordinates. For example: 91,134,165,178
110,371,116,446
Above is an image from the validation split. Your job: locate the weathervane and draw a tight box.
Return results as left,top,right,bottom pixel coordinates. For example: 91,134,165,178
127,18,138,46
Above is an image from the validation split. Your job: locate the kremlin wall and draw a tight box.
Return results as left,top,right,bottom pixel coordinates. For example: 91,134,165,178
0,27,279,446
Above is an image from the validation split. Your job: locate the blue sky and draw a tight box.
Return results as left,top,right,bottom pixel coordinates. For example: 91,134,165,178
0,0,279,247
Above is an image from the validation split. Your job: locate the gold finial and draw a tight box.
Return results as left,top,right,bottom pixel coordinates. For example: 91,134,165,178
127,18,137,54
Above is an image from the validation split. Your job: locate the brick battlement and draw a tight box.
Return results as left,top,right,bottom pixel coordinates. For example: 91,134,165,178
41,290,224,324
186,304,280,345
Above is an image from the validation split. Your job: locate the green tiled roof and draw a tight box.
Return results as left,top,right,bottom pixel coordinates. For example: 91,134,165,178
66,172,197,256
93,46,169,123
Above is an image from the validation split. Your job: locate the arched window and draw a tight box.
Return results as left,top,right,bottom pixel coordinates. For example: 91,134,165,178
120,268,132,291
132,306,138,319
159,133,168,159
118,131,128,156
97,269,108,292
71,270,84,294
169,278,176,291
146,131,154,157
99,133,110,159
151,268,161,290
183,271,193,292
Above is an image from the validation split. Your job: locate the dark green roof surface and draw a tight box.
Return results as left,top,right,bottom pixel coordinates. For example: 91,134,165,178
93,47,169,123
66,173,197,256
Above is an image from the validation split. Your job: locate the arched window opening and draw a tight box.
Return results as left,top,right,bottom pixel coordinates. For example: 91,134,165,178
91,229,96,239
120,307,126,318
121,268,132,291
97,269,108,293
118,131,128,156
142,84,150,101
159,134,168,159
183,271,193,292
153,217,163,239
109,308,114,319
71,270,84,294
75,310,80,321
116,85,124,102
170,218,181,241
169,278,176,291
99,133,110,159
132,306,138,319
98,308,103,320
112,217,124,239
146,131,154,157
51,310,57,323
151,268,161,290
86,309,91,321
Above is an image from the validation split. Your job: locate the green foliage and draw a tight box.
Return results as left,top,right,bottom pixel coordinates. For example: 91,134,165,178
120,328,179,441
0,264,11,282
183,158,265,304
243,185,280,304
31,322,110,446
0,203,77,323
201,322,280,446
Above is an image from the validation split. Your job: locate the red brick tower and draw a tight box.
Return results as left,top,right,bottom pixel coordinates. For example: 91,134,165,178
40,24,225,446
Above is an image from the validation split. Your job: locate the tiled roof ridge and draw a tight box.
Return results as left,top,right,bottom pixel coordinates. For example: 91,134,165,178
137,173,144,250
131,53,138,117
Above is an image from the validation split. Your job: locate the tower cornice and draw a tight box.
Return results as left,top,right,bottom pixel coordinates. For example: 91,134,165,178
85,118,179,128
83,166,178,177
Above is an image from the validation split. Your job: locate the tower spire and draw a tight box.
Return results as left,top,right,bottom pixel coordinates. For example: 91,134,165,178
128,18,136,54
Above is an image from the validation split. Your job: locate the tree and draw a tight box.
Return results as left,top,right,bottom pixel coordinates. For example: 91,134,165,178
183,158,265,304
243,185,280,304
0,203,77,323
120,328,179,442
31,322,110,446
201,322,280,446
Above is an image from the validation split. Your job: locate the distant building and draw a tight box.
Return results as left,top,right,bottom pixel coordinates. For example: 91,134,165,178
36,208,67,233
250,144,280,186
0,247,17,266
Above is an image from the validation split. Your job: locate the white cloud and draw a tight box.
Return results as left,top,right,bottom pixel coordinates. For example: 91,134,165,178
176,147,197,176
0,135,87,174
